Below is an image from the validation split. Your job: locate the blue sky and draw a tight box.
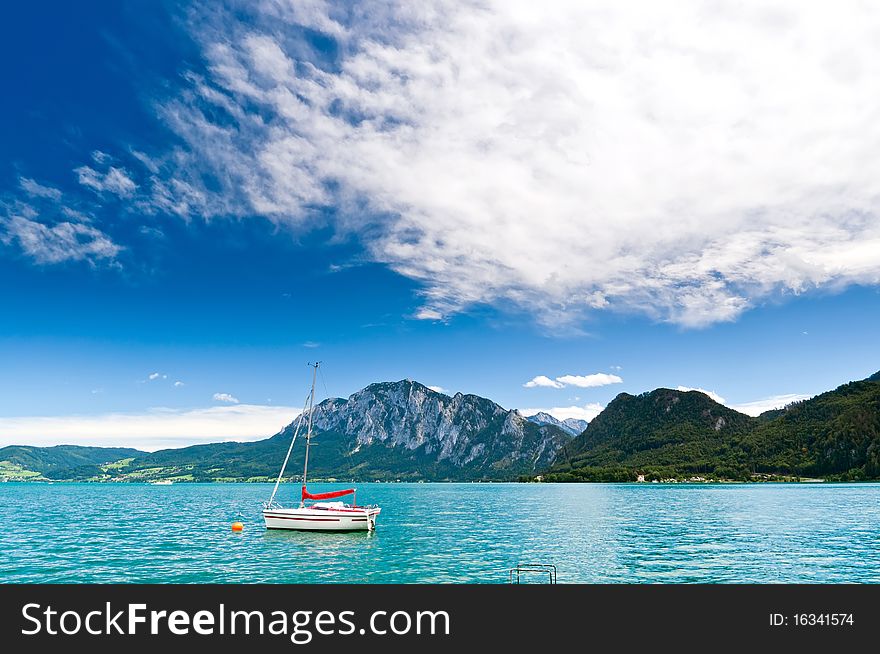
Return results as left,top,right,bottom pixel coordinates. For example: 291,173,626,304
2,1,879,450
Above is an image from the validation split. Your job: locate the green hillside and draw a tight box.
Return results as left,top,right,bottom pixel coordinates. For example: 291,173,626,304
547,388,755,481
740,375,880,479
0,445,145,480
545,371,880,482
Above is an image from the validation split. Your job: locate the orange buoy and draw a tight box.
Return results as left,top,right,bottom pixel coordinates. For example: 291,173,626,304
231,521,244,532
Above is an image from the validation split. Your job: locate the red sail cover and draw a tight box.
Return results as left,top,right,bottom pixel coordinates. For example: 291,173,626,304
301,485,355,501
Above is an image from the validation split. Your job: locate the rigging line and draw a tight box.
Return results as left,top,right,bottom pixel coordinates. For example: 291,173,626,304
266,390,312,507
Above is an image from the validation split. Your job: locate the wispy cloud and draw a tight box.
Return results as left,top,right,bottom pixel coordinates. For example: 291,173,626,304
729,393,812,417
75,165,137,198
11,1,876,331
0,212,121,265
173,380,185,387
0,404,300,451
212,392,239,403
676,385,727,405
3,170,122,267
19,177,62,201
91,150,112,165
302,341,320,348
427,385,446,393
414,308,443,321
112,0,880,329
525,373,622,389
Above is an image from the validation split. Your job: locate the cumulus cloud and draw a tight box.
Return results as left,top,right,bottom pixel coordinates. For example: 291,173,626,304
212,392,239,403
523,375,565,389
519,403,605,422
525,373,622,389
557,374,623,388
0,404,300,451
729,393,812,416
126,0,880,328
173,380,185,387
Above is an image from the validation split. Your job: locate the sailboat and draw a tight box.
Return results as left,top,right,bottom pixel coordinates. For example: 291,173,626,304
262,362,381,532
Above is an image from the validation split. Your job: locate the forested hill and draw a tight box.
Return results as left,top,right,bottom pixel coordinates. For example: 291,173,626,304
546,388,754,481
739,373,880,479
0,445,144,480
545,371,880,481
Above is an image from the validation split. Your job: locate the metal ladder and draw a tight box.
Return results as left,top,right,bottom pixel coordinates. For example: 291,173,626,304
508,563,557,584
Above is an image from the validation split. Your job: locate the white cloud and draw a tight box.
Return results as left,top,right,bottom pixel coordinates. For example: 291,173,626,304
302,341,320,348
131,150,160,174
0,404,300,451
414,308,443,321
556,373,623,388
173,380,185,387
135,0,880,328
519,403,605,422
75,165,137,198
0,213,120,264
676,386,727,405
212,392,239,403
426,385,446,393
19,177,62,201
91,150,112,165
525,373,622,388
148,372,162,381
729,393,812,417
523,375,565,389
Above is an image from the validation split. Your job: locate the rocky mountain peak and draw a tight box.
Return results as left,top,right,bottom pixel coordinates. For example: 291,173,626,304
525,411,589,436
292,378,571,479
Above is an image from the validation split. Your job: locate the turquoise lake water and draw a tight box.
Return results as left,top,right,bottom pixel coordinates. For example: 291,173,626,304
1,482,879,583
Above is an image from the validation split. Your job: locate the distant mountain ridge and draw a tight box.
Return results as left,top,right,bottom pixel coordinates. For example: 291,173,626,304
265,380,573,480
8,380,571,482
525,412,588,436
4,370,880,483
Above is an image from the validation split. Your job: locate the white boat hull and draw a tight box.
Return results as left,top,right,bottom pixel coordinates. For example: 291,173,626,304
263,506,381,532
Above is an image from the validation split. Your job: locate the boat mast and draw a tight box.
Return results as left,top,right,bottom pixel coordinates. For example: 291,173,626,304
266,390,310,508
300,361,319,507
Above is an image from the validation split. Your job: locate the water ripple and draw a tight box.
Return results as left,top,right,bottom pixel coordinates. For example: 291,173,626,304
1,482,879,583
